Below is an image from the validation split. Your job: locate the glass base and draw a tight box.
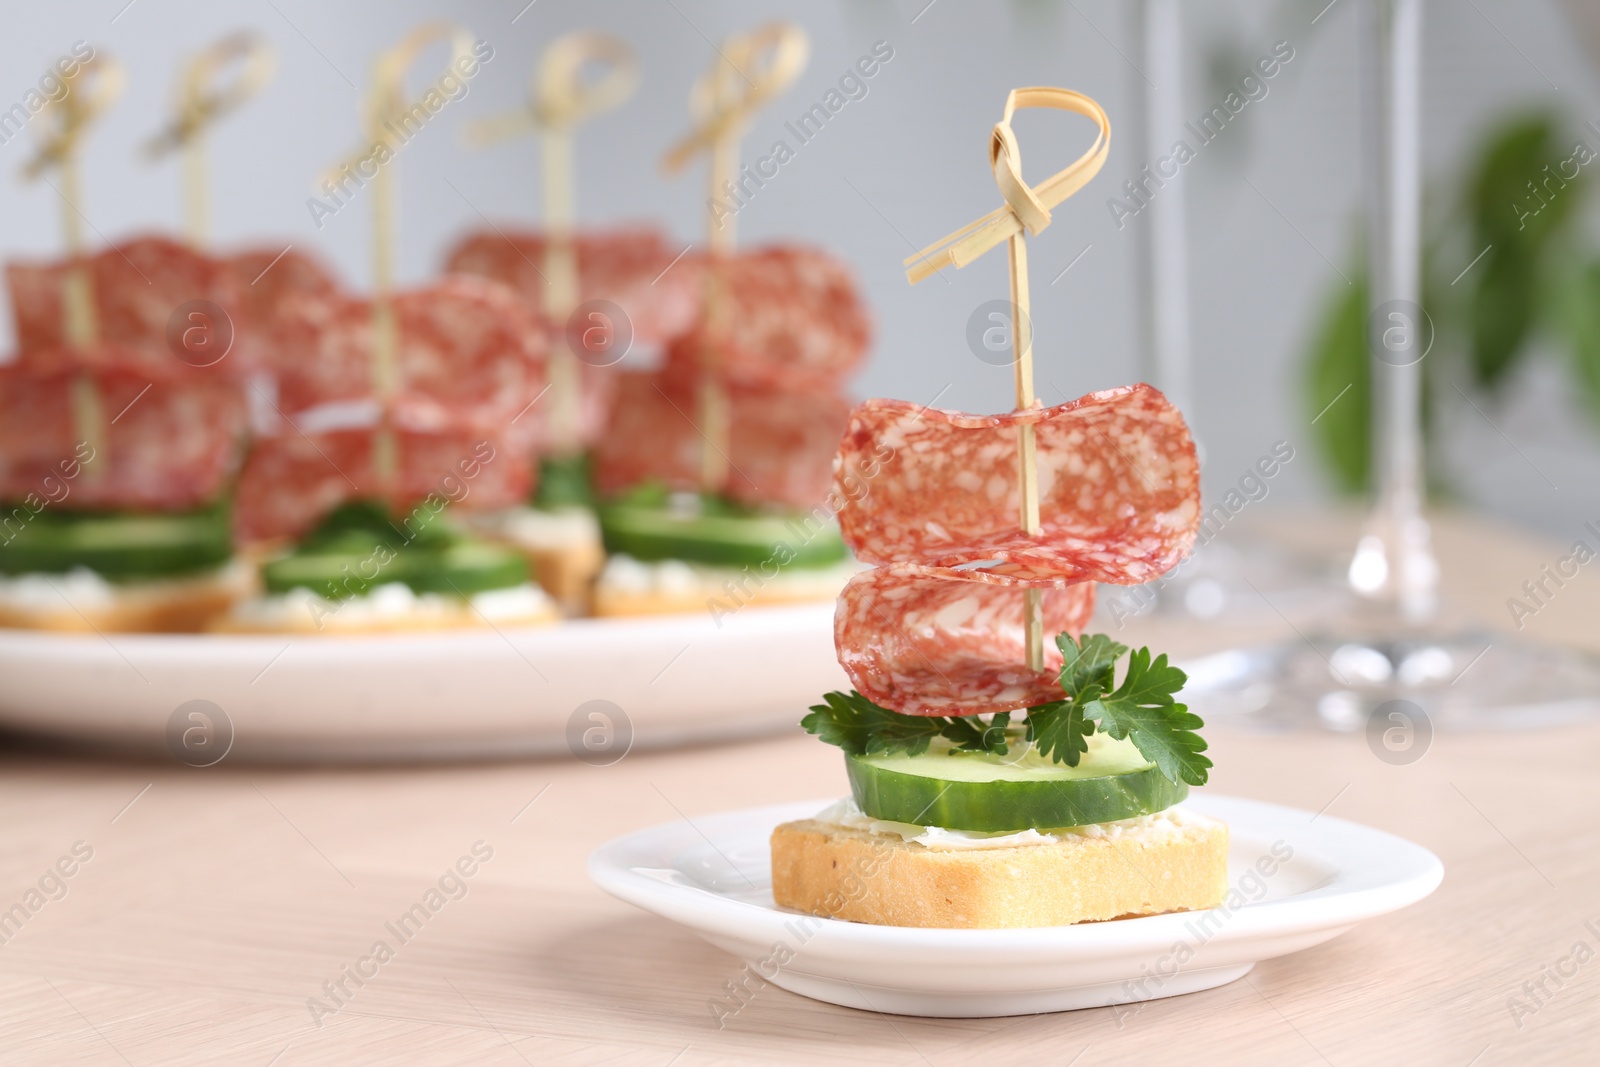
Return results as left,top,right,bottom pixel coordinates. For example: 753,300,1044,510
1180,629,1600,733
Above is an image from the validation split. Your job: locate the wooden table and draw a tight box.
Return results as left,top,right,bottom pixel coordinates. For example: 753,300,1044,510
2,512,1597,1066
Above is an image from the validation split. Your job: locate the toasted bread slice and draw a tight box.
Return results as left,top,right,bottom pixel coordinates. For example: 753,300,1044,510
591,579,838,618
523,540,605,615
0,566,252,633
771,809,1229,929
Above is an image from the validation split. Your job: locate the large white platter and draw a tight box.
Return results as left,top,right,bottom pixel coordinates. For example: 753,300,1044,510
589,794,1444,1018
0,604,845,762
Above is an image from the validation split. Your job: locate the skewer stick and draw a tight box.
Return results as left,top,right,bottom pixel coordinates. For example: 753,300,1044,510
23,51,125,481
144,33,275,249
903,88,1113,674
467,33,638,458
325,24,473,490
698,60,739,490
662,23,808,494
1008,234,1040,534
56,146,94,350
1007,232,1045,671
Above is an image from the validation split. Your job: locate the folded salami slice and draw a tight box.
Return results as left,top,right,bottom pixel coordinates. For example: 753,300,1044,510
834,384,1200,585
591,368,848,510
835,564,1096,716
223,246,341,369
444,226,702,346
233,427,531,544
225,245,340,321
270,274,548,428
8,235,248,376
0,361,247,510
663,244,871,392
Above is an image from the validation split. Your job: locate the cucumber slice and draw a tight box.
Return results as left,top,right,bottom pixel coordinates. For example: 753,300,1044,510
598,501,848,568
0,506,232,581
846,734,1188,832
405,542,528,596
262,537,527,599
260,549,415,599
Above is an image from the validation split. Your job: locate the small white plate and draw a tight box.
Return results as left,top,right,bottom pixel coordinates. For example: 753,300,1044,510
589,794,1443,1018
0,604,845,762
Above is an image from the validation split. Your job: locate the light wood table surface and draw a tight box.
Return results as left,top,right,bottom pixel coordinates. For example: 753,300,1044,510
1,512,1597,1066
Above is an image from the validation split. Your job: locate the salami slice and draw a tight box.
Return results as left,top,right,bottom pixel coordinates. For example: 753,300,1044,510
223,245,341,372
225,245,340,325
227,246,339,321
7,235,245,377
233,426,532,544
0,361,247,510
444,226,702,346
835,564,1096,716
833,384,1200,585
592,368,848,510
270,274,548,429
663,244,871,392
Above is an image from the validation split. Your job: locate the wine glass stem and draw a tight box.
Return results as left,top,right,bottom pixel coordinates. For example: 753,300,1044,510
1354,0,1438,623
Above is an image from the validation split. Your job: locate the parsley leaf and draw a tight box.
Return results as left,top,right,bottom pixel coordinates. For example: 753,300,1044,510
1025,699,1095,765
801,692,1011,757
801,692,947,756
1066,638,1212,786
943,711,1011,755
1057,632,1128,695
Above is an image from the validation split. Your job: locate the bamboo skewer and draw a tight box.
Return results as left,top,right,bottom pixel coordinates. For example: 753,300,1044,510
1007,232,1045,671
144,32,275,249
662,22,808,494
323,24,473,491
467,32,638,459
905,88,1112,671
22,51,125,481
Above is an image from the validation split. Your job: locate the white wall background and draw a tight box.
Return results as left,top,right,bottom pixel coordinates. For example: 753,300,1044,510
1,0,1597,542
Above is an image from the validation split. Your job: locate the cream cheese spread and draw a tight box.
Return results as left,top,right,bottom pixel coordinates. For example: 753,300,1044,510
812,797,1209,851
0,561,247,610
230,581,553,628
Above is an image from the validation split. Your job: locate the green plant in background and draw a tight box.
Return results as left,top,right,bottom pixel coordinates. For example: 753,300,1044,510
1562,260,1600,411
1306,266,1371,494
1306,111,1598,492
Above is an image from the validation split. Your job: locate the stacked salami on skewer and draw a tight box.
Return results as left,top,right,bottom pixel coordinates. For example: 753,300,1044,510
0,41,281,633
220,24,560,633
589,246,871,616
222,274,556,632
828,88,1201,710
439,31,703,612
595,246,869,508
585,22,872,618
831,387,1200,713
232,276,552,543
0,235,256,631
